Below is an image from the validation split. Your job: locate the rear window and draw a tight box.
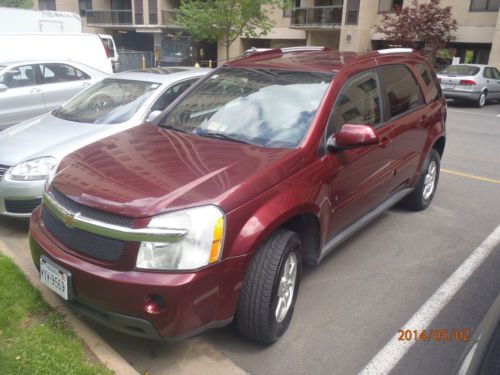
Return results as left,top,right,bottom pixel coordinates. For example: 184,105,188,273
417,63,441,102
440,65,480,76
378,65,423,118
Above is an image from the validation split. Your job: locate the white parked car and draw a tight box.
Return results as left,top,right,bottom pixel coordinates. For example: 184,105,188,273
0,67,210,217
0,60,108,130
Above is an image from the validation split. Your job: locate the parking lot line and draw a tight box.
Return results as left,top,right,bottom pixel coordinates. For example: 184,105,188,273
359,224,500,375
441,168,500,185
447,109,499,117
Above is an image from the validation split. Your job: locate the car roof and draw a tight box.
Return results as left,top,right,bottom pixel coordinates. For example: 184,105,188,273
227,47,425,73
109,68,211,84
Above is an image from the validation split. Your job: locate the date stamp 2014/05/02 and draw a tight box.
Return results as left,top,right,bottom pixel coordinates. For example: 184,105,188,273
398,329,470,342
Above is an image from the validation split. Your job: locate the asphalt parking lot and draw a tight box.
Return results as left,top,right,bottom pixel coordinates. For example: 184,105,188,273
0,100,499,375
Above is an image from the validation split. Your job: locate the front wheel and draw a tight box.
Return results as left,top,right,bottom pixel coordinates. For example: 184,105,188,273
400,149,440,211
236,229,302,344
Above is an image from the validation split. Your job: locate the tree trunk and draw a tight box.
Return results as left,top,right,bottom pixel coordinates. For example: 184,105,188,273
225,39,230,62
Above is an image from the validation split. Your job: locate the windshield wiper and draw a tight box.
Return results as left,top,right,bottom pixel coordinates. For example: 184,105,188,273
196,131,251,145
158,123,188,133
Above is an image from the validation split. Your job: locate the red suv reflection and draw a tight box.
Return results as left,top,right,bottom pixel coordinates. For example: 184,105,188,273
30,47,446,343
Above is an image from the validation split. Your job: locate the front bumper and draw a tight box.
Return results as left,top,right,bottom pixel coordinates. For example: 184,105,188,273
29,207,250,340
0,172,44,217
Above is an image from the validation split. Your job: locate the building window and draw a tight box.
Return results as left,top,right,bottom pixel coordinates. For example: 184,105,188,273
148,0,158,24
470,0,500,11
283,0,292,17
345,0,360,25
79,0,92,16
378,0,403,13
39,0,56,10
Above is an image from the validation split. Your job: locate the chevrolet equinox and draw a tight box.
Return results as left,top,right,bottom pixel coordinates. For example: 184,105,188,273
30,47,446,343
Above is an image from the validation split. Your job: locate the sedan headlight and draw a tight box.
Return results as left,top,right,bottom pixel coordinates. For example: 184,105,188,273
136,205,225,270
9,157,58,181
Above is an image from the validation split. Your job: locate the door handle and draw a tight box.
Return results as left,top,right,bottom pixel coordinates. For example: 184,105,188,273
29,88,41,93
82,82,91,87
379,137,391,148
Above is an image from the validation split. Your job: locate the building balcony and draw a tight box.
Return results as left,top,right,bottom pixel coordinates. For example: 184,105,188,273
86,10,133,26
291,4,343,29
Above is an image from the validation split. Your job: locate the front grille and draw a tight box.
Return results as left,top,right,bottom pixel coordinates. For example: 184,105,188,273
42,207,124,262
5,198,42,214
51,188,134,227
0,164,9,180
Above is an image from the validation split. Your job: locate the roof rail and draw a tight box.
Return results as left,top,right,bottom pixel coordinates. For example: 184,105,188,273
377,48,413,54
281,46,330,53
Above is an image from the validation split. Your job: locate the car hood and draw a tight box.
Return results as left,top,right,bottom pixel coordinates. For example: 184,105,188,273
0,113,133,167
52,124,303,218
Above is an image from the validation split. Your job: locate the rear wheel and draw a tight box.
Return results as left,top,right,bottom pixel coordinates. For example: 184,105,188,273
400,149,440,211
236,229,302,343
475,91,487,108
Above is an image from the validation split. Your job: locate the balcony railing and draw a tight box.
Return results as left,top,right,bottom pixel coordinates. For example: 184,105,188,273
86,10,133,26
291,5,343,28
161,10,177,26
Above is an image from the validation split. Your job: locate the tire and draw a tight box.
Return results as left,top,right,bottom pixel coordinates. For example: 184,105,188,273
475,91,487,108
400,149,440,211
236,229,302,344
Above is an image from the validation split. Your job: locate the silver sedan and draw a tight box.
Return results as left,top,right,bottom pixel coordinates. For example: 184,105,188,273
0,67,210,217
437,64,500,108
0,60,109,131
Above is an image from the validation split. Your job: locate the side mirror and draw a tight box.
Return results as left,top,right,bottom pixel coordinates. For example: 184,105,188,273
327,124,379,151
0,84,7,93
146,110,162,123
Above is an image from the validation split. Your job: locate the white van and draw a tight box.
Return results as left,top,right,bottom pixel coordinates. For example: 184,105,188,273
0,33,112,73
99,34,119,72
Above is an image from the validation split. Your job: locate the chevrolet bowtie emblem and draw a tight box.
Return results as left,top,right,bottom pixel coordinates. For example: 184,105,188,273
63,211,80,229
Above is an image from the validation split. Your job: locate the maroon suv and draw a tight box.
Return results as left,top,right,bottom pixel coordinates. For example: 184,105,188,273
30,47,446,343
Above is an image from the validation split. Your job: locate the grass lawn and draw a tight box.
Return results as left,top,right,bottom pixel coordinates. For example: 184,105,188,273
0,254,111,375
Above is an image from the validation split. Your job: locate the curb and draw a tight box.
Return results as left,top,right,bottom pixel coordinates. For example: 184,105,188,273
0,237,139,375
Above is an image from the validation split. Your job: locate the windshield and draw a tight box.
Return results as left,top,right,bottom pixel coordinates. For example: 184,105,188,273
440,65,480,76
159,68,333,148
53,78,160,124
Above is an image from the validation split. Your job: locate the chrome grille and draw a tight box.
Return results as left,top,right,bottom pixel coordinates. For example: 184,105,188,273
51,188,134,227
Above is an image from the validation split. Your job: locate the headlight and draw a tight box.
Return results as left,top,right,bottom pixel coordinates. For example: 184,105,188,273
136,205,225,270
9,157,58,181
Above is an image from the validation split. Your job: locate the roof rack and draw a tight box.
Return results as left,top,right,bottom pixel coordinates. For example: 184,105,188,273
377,48,413,54
281,46,330,53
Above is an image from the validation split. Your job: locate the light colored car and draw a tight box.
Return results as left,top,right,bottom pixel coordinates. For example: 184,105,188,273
0,60,108,130
437,64,500,108
0,67,210,217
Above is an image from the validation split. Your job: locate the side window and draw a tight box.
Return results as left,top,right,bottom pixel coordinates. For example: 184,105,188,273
39,63,90,84
378,65,423,118
483,68,494,79
492,68,500,79
328,70,381,136
0,65,36,88
416,63,441,102
150,79,197,113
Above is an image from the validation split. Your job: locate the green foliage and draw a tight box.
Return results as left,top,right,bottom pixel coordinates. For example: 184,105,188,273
177,0,288,60
0,0,33,8
0,255,111,375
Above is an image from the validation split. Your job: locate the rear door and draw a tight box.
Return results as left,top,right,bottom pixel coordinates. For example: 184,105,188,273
324,69,393,237
37,63,93,111
0,64,45,127
377,64,429,193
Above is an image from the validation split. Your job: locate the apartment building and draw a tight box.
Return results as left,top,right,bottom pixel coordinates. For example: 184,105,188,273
32,0,500,67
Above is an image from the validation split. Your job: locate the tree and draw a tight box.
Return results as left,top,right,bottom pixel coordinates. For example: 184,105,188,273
176,0,286,62
0,0,32,8
375,0,457,64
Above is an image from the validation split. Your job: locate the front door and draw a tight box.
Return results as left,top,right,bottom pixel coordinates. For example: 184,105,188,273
323,69,393,240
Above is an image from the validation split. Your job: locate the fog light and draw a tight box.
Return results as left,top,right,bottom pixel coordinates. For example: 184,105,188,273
143,294,166,315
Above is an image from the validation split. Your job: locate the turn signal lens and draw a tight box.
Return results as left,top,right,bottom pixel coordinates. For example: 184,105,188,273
209,216,224,263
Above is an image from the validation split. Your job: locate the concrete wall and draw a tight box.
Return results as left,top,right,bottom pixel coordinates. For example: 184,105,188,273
488,11,500,68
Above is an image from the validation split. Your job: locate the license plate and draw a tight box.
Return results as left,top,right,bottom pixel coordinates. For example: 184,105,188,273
442,84,454,90
40,256,72,300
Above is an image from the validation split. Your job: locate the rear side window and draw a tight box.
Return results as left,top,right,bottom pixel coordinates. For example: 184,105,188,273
417,63,441,102
329,70,382,135
39,63,90,84
483,67,500,79
378,65,422,118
